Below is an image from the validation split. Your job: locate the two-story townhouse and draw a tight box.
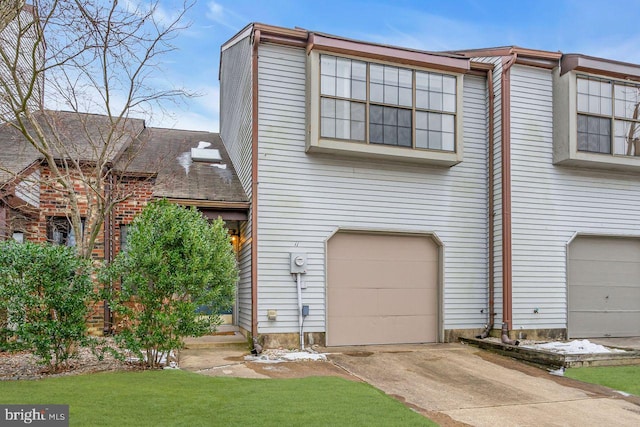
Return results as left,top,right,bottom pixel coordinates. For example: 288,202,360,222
219,23,640,348
458,48,640,340
220,24,490,347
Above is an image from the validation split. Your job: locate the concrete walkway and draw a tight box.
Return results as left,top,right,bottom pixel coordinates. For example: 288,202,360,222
180,340,640,426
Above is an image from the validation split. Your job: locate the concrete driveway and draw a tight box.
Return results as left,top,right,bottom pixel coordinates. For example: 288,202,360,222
326,343,640,427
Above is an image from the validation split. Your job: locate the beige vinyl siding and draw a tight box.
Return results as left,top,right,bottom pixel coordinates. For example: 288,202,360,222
256,42,488,335
219,34,253,331
510,64,640,330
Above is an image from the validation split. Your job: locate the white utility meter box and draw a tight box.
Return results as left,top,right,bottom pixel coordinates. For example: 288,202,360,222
290,252,307,274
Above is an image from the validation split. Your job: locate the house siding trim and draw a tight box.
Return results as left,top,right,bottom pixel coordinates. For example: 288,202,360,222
250,29,261,336
307,33,469,74
486,67,496,331
501,54,517,330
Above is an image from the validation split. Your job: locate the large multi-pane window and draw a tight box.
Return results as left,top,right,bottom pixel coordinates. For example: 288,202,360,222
577,76,640,156
319,54,458,152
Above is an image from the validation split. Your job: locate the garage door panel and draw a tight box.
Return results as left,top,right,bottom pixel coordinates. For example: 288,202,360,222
568,236,640,338
570,286,640,311
327,232,439,346
569,311,640,338
329,315,437,346
328,288,379,317
328,260,437,290
329,234,437,262
571,238,640,262
570,260,640,284
379,288,438,316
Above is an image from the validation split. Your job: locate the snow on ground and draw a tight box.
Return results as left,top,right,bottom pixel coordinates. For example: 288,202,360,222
245,349,327,363
523,339,626,354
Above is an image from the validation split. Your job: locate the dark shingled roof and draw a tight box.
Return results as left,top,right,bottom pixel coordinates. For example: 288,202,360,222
1,110,248,205
122,127,248,203
0,110,145,183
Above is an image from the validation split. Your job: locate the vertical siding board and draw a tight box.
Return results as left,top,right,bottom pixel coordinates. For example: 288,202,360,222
220,35,253,332
220,36,253,197
510,64,640,330
0,8,43,114
256,43,489,334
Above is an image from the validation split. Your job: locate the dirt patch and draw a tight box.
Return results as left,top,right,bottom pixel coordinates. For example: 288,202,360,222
343,351,373,357
0,339,139,381
246,361,361,381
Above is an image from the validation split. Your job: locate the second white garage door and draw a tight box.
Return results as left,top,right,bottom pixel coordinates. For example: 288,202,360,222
568,236,640,338
326,232,439,346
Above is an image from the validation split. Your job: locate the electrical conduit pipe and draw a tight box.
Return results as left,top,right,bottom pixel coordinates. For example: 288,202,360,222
296,272,304,350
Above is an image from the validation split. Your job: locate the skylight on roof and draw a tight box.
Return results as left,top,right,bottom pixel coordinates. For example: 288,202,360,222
191,147,222,162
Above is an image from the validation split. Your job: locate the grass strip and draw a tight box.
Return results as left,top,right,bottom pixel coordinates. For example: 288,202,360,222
0,370,436,426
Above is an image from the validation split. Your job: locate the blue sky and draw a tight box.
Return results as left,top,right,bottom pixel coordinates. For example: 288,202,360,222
155,0,640,132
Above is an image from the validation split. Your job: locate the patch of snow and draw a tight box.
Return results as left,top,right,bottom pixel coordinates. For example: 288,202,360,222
548,366,565,376
197,141,212,149
282,352,327,362
211,163,227,169
177,152,192,175
523,339,626,354
244,349,327,363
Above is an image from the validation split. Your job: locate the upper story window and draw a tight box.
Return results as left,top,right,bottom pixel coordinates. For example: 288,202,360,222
576,76,640,157
309,52,464,166
553,62,640,172
319,54,458,152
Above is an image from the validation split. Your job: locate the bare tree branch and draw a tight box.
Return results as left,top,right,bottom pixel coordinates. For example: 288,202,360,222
0,0,196,258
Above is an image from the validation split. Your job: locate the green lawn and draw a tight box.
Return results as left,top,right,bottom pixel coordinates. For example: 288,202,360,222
565,365,640,396
0,370,436,426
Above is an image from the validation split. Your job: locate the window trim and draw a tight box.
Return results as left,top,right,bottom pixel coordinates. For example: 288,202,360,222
553,68,640,171
307,50,465,166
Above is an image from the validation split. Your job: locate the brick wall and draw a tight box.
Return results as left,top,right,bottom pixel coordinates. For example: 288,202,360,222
16,166,156,333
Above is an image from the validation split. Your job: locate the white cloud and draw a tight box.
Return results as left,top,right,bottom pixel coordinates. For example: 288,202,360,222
155,109,218,132
578,35,640,65
205,1,246,32
146,84,220,132
354,11,502,53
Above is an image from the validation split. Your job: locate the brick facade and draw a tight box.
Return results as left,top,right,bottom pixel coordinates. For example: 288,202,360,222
2,165,158,334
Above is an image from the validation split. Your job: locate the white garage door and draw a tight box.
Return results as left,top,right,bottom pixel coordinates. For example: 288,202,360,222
568,236,640,338
326,232,439,346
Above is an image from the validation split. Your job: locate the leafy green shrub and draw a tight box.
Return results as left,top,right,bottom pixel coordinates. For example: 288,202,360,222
0,241,94,371
103,200,238,368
